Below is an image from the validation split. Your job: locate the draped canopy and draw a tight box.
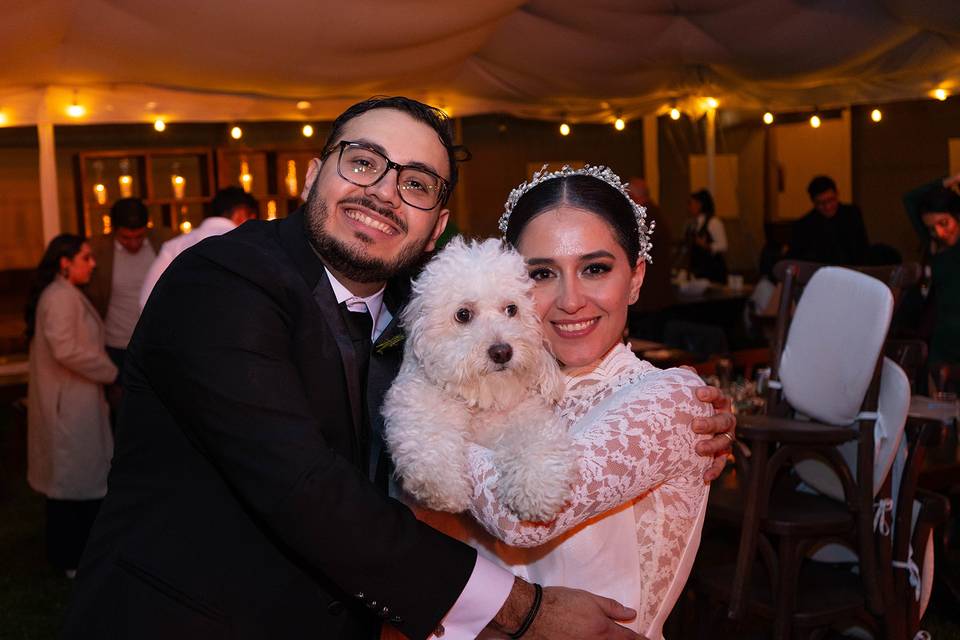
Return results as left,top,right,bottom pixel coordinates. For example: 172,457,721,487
2,0,959,126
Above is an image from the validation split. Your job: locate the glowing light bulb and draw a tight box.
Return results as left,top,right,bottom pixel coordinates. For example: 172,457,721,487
154,118,166,132
704,97,719,109
870,108,882,123
93,183,107,205
230,126,243,140
302,124,314,138
179,220,193,234
0,112,7,126
559,123,570,136
810,114,821,128
763,112,774,125
66,103,86,118
239,160,253,193
669,108,681,120
118,174,133,198
171,174,185,200
614,117,625,131
934,88,948,101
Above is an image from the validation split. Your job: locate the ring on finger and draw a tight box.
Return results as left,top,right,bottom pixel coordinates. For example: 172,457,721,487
720,431,735,444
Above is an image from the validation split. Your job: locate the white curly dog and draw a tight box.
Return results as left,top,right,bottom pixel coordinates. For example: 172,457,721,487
383,237,576,521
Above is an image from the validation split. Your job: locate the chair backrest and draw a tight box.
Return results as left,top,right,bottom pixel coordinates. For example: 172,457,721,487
779,267,893,425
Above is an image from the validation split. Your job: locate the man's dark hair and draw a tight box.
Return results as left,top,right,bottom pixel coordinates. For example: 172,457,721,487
919,186,960,219
208,187,259,220
110,198,149,230
319,96,467,204
807,175,837,200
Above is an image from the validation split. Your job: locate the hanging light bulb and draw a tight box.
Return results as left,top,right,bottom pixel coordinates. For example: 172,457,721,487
809,114,821,129
118,158,134,198
285,160,299,197
559,122,571,136
301,124,314,138
154,118,166,132
66,102,86,118
239,159,253,193
763,111,774,125
870,108,882,123
669,107,681,120
614,117,625,131
230,125,243,140
704,97,719,110
933,88,948,102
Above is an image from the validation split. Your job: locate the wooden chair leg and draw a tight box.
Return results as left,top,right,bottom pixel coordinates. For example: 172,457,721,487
774,537,801,640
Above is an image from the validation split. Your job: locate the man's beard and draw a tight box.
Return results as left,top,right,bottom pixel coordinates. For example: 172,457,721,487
304,187,430,284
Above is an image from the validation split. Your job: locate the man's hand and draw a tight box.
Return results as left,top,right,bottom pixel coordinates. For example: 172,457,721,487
692,385,737,482
489,578,644,639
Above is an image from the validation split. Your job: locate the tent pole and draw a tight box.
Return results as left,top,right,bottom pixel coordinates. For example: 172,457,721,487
705,107,716,196
37,122,62,244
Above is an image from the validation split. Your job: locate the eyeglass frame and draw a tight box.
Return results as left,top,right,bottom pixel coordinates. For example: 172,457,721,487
324,140,451,211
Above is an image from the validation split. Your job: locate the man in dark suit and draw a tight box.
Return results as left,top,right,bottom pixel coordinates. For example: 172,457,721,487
62,97,735,640
789,175,869,266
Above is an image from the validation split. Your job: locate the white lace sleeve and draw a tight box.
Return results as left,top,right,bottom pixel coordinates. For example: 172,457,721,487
466,367,714,547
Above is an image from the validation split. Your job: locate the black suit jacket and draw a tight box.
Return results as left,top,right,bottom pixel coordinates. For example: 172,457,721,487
788,203,869,266
62,211,475,640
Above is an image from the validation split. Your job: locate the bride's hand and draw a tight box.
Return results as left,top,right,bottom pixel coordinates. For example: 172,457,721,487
691,385,737,481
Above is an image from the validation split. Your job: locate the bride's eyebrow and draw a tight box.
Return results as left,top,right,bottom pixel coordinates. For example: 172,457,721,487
525,257,555,266
580,250,616,261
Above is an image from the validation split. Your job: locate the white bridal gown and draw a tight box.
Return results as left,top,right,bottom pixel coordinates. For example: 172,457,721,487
411,343,713,640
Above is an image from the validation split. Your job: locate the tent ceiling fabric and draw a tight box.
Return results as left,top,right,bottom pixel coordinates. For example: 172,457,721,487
2,0,959,126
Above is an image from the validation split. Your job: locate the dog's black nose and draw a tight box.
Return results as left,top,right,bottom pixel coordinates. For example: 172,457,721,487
488,343,513,365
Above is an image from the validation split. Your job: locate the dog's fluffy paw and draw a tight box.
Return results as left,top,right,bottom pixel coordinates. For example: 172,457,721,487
493,418,577,521
402,471,472,514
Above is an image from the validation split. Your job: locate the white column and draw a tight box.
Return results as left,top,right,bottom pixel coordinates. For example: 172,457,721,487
705,107,717,196
37,122,61,243
642,114,660,203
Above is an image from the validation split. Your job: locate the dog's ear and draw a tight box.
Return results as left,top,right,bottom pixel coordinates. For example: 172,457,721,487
533,341,564,404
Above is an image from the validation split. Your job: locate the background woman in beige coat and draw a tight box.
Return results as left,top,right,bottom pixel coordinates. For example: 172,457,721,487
25,234,118,577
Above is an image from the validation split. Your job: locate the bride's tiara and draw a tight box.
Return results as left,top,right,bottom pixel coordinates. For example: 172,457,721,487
498,164,654,263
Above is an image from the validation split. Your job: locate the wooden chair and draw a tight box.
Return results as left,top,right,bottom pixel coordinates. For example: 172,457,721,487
696,264,928,639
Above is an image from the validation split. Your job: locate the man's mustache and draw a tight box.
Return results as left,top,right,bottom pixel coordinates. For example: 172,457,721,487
338,196,407,233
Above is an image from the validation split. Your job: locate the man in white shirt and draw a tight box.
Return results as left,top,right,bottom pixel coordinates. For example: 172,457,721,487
139,187,258,311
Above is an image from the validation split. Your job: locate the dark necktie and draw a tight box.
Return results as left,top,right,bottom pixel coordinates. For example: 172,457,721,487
340,302,373,459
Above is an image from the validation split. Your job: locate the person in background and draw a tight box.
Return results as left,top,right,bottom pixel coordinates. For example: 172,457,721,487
903,172,960,371
85,198,172,387
139,187,259,310
685,188,727,282
24,234,118,578
626,177,673,340
789,175,868,265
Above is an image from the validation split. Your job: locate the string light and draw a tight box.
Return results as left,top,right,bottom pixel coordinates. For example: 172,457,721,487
809,114,821,128
933,88,948,101
302,124,314,138
559,122,570,136
669,107,681,120
154,118,166,132
614,117,625,131
230,126,243,140
66,101,86,118
763,112,774,125
870,108,882,123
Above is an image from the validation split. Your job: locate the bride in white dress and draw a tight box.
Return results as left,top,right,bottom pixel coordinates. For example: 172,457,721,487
403,166,717,640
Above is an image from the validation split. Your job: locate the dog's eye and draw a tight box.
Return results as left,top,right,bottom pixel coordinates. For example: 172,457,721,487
504,304,518,318
455,308,472,323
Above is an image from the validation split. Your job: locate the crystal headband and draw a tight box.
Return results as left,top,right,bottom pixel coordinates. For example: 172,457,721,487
498,164,654,263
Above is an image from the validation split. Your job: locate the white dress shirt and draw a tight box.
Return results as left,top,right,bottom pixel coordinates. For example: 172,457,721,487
139,217,238,311
324,268,514,639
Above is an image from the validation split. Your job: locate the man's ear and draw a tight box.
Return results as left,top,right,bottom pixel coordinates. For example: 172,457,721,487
423,209,450,253
301,158,322,201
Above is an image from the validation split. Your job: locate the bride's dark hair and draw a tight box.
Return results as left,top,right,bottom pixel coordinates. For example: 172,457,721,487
503,174,641,268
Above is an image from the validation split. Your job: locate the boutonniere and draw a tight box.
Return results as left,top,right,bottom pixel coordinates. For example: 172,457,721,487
375,334,405,355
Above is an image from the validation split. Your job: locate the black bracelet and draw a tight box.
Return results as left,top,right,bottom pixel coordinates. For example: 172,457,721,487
508,583,543,639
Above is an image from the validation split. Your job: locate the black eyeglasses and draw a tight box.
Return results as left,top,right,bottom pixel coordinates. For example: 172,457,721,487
332,141,449,211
